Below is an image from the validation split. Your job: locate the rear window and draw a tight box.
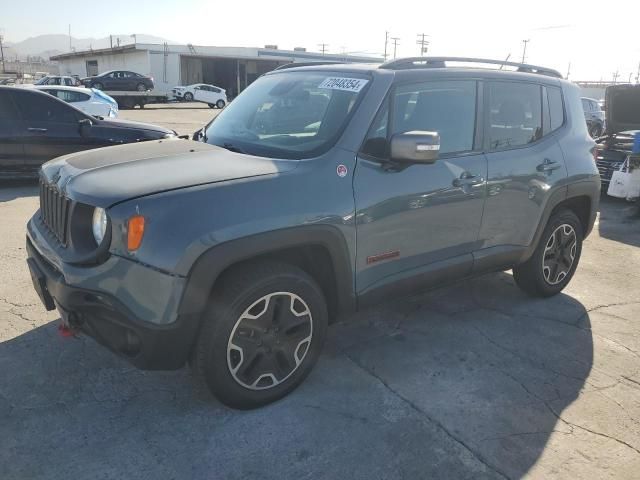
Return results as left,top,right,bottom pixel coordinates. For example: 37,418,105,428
487,82,542,150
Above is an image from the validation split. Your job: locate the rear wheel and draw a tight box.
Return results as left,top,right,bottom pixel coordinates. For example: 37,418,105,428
136,83,147,92
216,99,226,109
513,209,583,297
192,261,328,409
93,82,104,90
184,92,194,101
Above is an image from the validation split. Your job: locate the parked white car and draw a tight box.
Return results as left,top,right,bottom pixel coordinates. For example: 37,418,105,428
35,85,119,118
172,83,227,108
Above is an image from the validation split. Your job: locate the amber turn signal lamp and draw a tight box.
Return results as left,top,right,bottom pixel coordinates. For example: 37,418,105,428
127,215,145,251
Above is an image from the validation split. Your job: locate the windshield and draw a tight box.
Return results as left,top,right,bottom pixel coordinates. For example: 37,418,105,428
204,71,370,159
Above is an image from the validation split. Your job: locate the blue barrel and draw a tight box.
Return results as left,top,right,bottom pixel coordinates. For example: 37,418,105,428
633,132,640,154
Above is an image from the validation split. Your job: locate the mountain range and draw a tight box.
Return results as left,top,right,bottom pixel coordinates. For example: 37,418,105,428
3,34,173,61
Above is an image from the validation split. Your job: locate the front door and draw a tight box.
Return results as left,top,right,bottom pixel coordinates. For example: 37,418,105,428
0,90,26,173
354,80,488,301
11,90,94,168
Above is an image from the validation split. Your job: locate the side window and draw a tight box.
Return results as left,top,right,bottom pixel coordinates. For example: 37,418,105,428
362,80,477,157
488,82,542,150
0,91,19,122
12,91,79,123
581,98,589,112
56,90,90,103
211,87,221,93
547,87,564,132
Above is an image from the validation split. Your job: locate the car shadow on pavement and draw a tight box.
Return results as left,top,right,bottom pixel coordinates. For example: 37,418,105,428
598,195,640,247
1,272,593,479
0,181,39,203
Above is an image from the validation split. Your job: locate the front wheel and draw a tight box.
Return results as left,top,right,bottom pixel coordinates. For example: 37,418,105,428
136,83,147,92
93,82,104,90
183,92,194,101
192,261,328,409
513,209,583,297
216,99,226,109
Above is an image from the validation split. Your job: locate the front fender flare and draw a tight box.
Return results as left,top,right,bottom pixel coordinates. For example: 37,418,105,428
177,225,356,316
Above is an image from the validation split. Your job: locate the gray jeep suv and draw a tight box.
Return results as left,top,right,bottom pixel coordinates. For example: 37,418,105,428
26,57,600,409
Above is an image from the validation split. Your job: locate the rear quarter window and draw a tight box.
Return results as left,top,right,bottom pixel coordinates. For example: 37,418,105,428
547,87,564,131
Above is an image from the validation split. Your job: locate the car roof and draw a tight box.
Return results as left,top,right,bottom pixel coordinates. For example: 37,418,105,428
268,60,565,86
34,85,92,93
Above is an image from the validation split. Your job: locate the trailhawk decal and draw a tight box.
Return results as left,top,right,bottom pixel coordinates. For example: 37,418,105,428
318,77,369,93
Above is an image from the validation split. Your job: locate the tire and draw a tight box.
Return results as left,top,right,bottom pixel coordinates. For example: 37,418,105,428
589,123,603,138
208,103,215,109
93,82,104,90
136,83,147,92
216,99,226,109
192,261,328,409
513,209,583,297
184,92,194,101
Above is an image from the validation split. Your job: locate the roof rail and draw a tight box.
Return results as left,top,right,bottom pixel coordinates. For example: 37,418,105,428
274,61,347,71
379,57,563,78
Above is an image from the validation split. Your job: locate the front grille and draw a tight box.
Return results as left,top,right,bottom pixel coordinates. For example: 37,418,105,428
39,180,71,246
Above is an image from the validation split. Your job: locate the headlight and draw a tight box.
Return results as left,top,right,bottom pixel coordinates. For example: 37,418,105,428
92,207,108,245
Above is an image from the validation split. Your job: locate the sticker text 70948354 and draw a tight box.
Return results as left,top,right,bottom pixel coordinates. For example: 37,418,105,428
318,77,369,93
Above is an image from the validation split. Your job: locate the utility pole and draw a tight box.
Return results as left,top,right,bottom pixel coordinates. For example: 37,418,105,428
613,70,620,84
383,31,389,61
391,37,400,59
318,43,328,56
0,35,5,74
68,24,72,51
416,33,430,56
521,39,530,63
110,35,113,49
566,61,571,80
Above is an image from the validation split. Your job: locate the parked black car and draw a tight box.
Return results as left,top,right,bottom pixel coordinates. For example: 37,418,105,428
81,71,154,92
595,85,640,184
0,86,174,178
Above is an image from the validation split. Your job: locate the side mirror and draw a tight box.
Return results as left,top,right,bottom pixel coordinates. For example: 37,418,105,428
78,118,92,137
390,131,440,164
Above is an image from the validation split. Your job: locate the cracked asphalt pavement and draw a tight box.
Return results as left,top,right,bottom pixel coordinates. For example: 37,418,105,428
1,107,640,479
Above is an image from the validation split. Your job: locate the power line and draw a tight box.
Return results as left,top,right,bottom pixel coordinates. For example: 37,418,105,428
383,31,389,61
391,37,400,59
318,43,329,55
0,35,5,73
416,33,430,56
521,39,530,63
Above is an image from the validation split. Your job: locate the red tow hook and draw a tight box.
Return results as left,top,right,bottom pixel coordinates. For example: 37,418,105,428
58,323,79,338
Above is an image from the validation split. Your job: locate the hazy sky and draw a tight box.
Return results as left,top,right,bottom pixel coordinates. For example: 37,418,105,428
2,0,639,81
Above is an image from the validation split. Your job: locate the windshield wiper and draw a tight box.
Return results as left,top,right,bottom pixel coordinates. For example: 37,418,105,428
221,142,246,154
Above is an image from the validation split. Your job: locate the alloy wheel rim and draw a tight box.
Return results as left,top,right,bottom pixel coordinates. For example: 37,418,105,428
227,292,313,390
542,224,577,285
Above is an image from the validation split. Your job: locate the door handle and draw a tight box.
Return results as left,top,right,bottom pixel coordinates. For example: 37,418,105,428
536,158,561,173
452,172,484,188
28,127,48,134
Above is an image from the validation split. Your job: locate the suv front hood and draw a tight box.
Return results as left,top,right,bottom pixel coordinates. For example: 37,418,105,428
605,84,640,135
41,139,297,207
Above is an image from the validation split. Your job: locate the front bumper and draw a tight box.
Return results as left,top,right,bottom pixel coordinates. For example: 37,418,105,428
26,228,200,370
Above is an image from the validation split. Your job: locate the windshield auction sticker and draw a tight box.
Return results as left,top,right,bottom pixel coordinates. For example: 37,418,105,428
318,77,369,93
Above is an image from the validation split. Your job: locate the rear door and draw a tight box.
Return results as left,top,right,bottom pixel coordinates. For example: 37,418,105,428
478,80,567,253
11,89,94,168
0,90,26,172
